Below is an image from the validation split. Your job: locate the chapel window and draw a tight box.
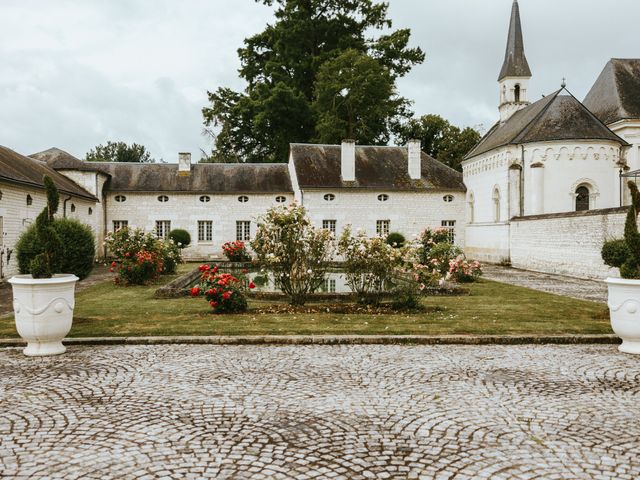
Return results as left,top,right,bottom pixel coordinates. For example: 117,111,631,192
492,188,501,223
514,84,521,103
468,193,475,224
575,186,590,212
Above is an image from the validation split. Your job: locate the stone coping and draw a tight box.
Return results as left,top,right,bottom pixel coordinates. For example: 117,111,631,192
511,206,628,222
0,334,619,347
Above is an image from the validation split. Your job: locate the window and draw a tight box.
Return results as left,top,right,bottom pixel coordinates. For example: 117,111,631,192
198,221,213,242
376,220,390,237
322,220,337,235
377,194,389,202
275,196,286,203
322,278,337,293
236,221,251,241
0,190,3,200
492,187,501,223
115,195,126,203
26,195,33,206
468,192,475,224
238,195,249,203
0,217,3,247
443,195,454,203
155,220,171,239
576,186,590,211
70,204,76,213
514,84,521,103
199,195,211,203
158,195,169,203
113,220,128,231
88,207,93,215
441,220,456,244
324,193,335,202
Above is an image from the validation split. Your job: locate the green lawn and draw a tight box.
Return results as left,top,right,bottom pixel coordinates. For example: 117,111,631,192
0,268,611,338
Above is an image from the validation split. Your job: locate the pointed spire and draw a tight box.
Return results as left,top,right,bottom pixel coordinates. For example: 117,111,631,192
498,0,532,81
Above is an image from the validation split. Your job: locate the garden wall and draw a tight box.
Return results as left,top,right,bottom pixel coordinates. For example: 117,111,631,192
509,207,628,280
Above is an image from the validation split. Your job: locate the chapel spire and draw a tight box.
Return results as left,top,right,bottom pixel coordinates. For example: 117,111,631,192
498,0,531,81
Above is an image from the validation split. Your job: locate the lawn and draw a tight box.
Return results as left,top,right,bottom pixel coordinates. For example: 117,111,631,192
0,267,611,338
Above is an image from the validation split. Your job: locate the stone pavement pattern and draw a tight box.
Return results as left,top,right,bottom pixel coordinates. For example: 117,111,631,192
482,264,608,303
1,345,639,479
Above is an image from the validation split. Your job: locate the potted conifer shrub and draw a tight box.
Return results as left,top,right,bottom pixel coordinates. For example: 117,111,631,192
603,181,640,354
9,176,79,356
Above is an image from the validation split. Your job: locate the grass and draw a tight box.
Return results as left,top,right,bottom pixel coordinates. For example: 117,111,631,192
0,266,611,338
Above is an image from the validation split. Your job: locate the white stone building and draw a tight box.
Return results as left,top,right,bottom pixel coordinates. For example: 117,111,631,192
462,0,635,268
0,141,465,281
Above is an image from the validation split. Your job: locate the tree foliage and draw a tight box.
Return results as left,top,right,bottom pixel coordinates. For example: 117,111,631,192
202,0,424,163
395,114,481,171
86,141,154,163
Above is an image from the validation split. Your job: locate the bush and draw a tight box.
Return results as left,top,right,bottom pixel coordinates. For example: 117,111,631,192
602,239,628,269
386,232,405,248
448,258,483,283
602,181,640,279
111,250,164,285
428,242,463,276
168,229,191,249
156,239,182,275
16,190,95,280
338,226,404,304
252,204,334,305
222,240,251,262
417,227,452,265
191,265,251,314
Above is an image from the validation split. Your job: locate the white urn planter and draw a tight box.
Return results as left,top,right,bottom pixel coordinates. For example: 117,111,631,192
8,274,79,356
606,277,640,355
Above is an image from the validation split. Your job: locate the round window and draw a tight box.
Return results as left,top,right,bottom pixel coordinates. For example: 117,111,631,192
115,195,126,203
275,196,286,203
238,196,249,203
324,193,335,202
158,195,169,203
443,195,454,203
199,195,211,203
377,194,389,202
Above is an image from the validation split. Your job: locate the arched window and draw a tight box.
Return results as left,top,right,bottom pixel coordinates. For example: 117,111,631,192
492,188,501,223
468,192,475,223
514,84,521,103
575,186,590,211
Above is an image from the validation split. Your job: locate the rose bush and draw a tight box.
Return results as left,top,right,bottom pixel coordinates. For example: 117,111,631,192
222,240,251,262
448,258,483,283
191,264,254,314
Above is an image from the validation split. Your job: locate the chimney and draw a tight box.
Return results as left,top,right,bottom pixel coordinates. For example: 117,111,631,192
178,152,191,176
407,139,421,180
341,139,356,182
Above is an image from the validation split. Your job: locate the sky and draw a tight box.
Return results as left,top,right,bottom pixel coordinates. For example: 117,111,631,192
1,0,639,163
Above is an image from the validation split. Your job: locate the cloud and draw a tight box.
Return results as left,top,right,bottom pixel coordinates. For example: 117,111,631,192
1,0,638,161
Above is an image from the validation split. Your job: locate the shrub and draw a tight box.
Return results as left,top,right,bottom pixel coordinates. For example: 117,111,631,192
156,239,182,275
386,232,406,248
168,229,191,249
252,204,334,305
18,218,96,280
111,250,164,285
222,240,251,262
448,258,483,283
191,264,252,314
428,242,463,276
416,227,452,265
602,183,640,279
338,226,404,304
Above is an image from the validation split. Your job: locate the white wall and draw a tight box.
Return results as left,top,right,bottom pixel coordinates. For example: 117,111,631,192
301,189,466,246
105,191,294,259
510,207,626,280
0,181,98,279
464,223,510,263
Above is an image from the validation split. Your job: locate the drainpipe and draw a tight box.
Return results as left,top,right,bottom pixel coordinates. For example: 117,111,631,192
520,145,525,216
62,196,72,218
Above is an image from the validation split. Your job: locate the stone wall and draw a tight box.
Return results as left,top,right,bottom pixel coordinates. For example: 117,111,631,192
510,207,627,280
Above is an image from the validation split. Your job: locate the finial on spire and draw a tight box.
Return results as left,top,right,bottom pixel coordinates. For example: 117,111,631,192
561,77,566,88
498,0,531,81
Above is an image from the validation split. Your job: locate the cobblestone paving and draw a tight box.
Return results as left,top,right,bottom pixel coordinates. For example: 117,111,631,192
1,344,639,479
483,265,608,303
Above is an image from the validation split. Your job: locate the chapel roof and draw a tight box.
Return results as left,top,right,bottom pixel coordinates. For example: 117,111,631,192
290,144,465,191
31,147,105,173
498,0,532,81
465,89,628,160
583,59,640,125
0,146,97,200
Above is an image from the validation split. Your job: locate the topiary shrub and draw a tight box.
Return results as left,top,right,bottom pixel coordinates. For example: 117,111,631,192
602,181,640,278
168,229,191,249
386,232,405,248
16,218,96,280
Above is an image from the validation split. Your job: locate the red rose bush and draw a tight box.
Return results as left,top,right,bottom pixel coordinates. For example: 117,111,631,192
191,264,254,314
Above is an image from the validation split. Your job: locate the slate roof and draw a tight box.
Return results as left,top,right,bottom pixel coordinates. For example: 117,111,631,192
31,148,104,173
498,0,531,81
465,90,628,160
290,144,465,191
0,146,96,200
584,59,640,125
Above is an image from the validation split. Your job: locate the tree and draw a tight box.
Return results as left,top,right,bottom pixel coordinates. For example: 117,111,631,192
202,0,424,163
313,49,408,144
395,114,481,171
86,141,154,163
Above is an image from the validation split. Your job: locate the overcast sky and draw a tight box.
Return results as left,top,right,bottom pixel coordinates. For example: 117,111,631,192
1,0,638,162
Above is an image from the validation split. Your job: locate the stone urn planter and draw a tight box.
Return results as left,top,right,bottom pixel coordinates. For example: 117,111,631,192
9,274,78,356
606,277,640,355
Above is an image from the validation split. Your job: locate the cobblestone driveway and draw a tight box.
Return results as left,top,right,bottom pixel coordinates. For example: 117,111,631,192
1,345,638,479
